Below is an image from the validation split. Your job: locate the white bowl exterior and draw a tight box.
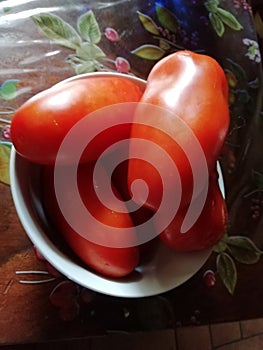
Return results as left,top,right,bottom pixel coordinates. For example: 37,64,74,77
10,147,214,297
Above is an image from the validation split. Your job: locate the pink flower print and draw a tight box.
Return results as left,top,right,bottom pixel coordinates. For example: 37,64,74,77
2,125,11,141
115,57,131,73
104,27,120,42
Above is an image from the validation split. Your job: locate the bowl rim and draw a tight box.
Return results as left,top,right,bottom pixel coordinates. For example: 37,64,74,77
53,71,147,90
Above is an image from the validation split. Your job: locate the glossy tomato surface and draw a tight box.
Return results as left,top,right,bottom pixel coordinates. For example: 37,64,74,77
159,171,228,252
11,74,143,164
128,51,230,210
42,161,140,278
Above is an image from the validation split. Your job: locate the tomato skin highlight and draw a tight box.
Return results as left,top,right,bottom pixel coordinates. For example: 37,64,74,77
128,51,230,210
159,171,228,252
11,75,143,165
42,162,139,278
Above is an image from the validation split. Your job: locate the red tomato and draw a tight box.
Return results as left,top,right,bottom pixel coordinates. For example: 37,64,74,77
11,75,143,164
159,171,228,252
42,162,139,278
128,51,229,210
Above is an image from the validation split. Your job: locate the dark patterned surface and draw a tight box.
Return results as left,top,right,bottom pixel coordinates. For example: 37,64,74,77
0,0,263,345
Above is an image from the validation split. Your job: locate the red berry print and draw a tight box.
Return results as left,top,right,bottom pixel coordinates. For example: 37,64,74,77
203,270,216,288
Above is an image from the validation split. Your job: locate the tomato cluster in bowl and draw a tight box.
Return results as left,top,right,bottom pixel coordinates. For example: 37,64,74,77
10,51,229,281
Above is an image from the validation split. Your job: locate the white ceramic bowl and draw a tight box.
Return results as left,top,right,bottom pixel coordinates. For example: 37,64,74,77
9,72,223,298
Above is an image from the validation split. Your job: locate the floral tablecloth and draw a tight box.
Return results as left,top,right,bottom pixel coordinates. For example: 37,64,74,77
0,0,263,332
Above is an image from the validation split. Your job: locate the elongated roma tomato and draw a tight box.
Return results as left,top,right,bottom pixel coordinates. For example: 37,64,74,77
159,171,228,252
42,162,139,278
128,51,229,210
11,75,143,164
